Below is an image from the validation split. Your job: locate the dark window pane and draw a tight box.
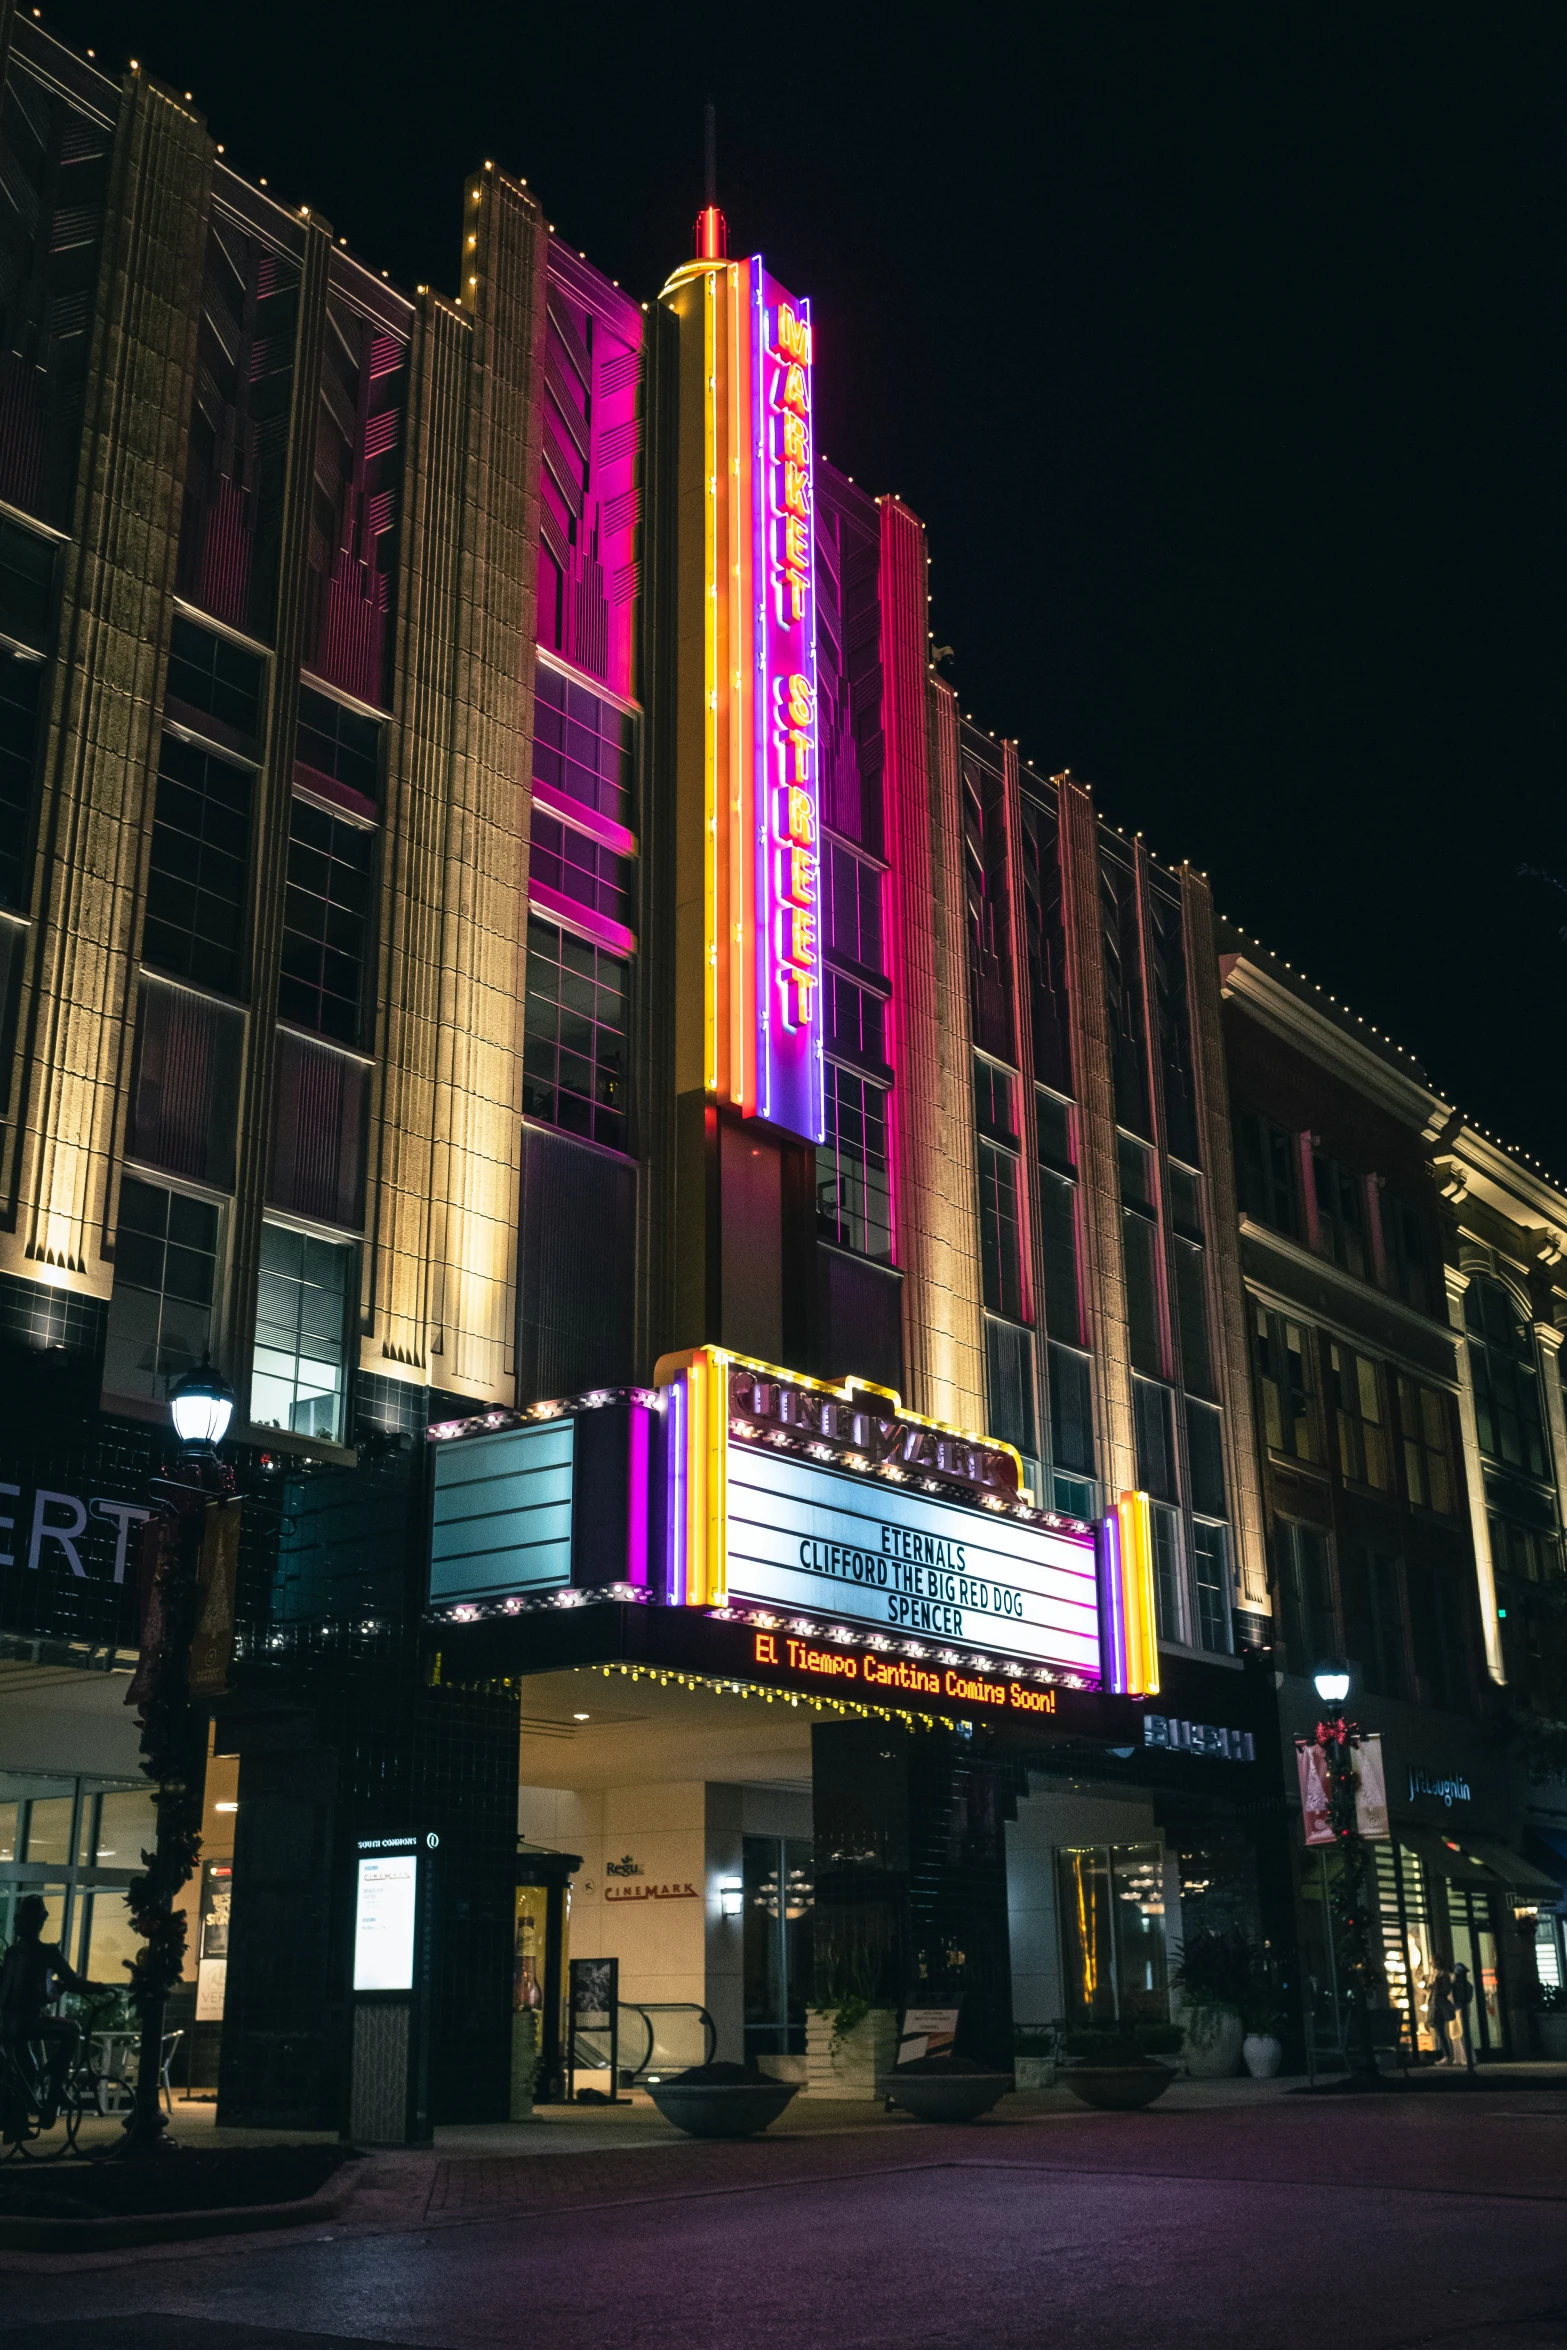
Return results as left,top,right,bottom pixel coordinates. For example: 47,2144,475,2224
143,733,254,994
166,615,265,740
530,661,634,831
977,1139,1025,1320
1277,1519,1337,1675
250,1218,350,1441
277,795,374,1044
0,646,42,909
1235,1107,1299,1238
973,1056,1017,1143
1192,1520,1232,1654
1122,1210,1162,1377
295,682,382,805
1048,1342,1095,1475
529,808,635,932
1132,1375,1176,1500
1186,1398,1226,1517
816,1062,892,1262
1036,1088,1074,1173
984,1314,1036,1460
102,1176,220,1404
522,912,631,1154
1038,1169,1080,1345
1174,1236,1212,1397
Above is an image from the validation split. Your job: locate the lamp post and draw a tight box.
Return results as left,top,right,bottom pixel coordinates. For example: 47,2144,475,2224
1313,1664,1380,2083
120,1358,235,2156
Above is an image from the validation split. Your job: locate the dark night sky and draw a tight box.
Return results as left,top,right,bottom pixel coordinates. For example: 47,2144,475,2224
40,0,1567,1170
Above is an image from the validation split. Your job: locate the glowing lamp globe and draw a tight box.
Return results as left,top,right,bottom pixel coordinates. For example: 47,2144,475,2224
1313,1667,1351,1705
170,1358,235,1450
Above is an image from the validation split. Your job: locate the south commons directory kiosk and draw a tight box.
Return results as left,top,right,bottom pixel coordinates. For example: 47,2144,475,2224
425,1350,1283,2096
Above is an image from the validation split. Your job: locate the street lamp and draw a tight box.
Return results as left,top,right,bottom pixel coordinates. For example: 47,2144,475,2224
1312,1663,1380,2081
119,1358,237,2154
169,1356,235,1451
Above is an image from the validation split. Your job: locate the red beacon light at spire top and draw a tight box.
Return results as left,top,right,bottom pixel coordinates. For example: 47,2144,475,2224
694,203,727,261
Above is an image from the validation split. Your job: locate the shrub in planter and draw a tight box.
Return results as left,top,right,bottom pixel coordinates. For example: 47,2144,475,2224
1173,1930,1265,2078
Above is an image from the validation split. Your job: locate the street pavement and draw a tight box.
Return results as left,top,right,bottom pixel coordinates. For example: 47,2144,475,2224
3,2076,1566,2349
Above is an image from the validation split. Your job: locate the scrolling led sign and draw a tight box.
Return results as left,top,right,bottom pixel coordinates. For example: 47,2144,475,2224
753,271,823,1137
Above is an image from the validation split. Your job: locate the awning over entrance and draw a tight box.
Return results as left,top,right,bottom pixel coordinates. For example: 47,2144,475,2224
1393,1822,1560,1898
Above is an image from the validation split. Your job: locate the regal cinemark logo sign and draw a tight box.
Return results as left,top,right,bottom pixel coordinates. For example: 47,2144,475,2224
727,1366,1023,1506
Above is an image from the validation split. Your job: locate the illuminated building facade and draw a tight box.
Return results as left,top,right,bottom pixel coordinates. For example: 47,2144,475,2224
0,18,1434,2129
1220,933,1567,2063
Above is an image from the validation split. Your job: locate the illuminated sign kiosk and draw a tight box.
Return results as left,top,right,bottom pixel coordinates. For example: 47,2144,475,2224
347,1834,436,2145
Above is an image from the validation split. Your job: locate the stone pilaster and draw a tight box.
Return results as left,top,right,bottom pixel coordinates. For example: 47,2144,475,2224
0,70,210,1295
1184,867,1269,1615
1443,1263,1505,1684
361,168,547,1408
887,636,984,1430
1057,777,1136,1497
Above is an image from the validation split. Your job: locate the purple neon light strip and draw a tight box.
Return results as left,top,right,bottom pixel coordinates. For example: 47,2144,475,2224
665,1374,686,1604
625,1399,650,1587
1097,1512,1127,1694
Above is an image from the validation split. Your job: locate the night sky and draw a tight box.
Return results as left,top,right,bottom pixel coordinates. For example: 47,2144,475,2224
41,0,1567,1171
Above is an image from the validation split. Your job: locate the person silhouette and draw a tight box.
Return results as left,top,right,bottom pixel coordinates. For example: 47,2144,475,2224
0,1894,105,2126
1451,1961,1477,2072
1427,1957,1456,2063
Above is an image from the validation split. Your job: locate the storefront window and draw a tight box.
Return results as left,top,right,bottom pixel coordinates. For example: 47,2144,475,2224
1056,1842,1169,2030
742,1834,814,2060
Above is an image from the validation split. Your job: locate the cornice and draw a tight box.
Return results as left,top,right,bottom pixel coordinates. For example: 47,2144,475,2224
1437,1123,1567,1242
1219,956,1452,1135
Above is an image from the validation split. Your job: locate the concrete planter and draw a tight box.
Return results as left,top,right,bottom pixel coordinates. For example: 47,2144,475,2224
1014,2055,1053,2091
1183,2006,1245,2078
647,2079,799,2138
1063,2060,1176,2112
806,2007,898,2099
880,2070,1011,2124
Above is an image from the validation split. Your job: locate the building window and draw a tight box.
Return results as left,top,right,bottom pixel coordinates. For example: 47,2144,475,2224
251,1221,350,1442
1379,1192,1428,1314
1186,1398,1227,1518
295,682,382,807
1328,1342,1393,1490
824,838,884,975
1173,1236,1212,1397
1235,1108,1299,1239
973,1056,1017,1145
1192,1520,1233,1654
0,513,54,649
1255,1306,1320,1462
1465,1276,1548,1478
521,912,629,1154
166,615,266,743
1275,1518,1337,1674
530,808,635,934
1037,1088,1074,1175
1397,1376,1455,1514
1019,792,1071,1095
1489,1513,1563,1587
977,1138,1026,1321
985,1314,1037,1467
142,735,253,997
0,648,41,911
278,797,374,1045
1151,1502,1184,1641
1342,1546,1410,1700
1314,1154,1368,1279
531,660,634,831
817,1064,892,1262
1132,1375,1177,1501
1038,1167,1081,1346
102,1177,220,1404
823,970,887,1071
1048,1340,1095,1477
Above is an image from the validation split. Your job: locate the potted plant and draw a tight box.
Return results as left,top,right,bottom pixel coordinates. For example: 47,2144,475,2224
1058,2021,1182,2111
1241,1949,1287,2079
1013,2026,1058,2092
1537,1983,1567,2062
806,1953,896,2100
1172,1929,1256,2078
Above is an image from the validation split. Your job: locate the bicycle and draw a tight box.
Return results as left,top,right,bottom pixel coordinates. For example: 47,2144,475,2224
0,2029,130,2162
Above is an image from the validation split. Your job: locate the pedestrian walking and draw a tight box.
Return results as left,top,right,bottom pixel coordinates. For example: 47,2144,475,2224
1427,1958,1456,2063
1451,1962,1477,2072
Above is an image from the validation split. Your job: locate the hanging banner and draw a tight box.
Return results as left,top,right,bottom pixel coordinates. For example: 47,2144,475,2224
189,1497,242,1698
1297,1738,1334,1846
1355,1732,1390,1839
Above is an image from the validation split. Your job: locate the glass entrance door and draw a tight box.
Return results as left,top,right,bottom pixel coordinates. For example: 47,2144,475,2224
1446,1886,1506,2058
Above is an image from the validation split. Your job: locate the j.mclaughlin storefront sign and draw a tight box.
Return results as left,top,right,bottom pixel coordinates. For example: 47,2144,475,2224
1408,1765,1472,1808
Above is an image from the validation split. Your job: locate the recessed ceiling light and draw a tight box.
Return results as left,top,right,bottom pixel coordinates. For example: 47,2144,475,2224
572,1712,590,1722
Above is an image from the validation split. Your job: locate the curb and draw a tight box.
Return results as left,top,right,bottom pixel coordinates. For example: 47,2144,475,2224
0,2157,369,2252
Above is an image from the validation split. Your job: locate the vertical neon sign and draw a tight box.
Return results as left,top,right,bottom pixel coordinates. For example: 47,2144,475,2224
752,268,824,1142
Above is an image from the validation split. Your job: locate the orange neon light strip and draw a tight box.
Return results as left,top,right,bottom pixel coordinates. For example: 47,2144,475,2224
1116,1489,1160,1698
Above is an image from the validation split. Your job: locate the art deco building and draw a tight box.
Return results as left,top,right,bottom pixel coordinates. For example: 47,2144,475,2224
2,12,1554,2131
